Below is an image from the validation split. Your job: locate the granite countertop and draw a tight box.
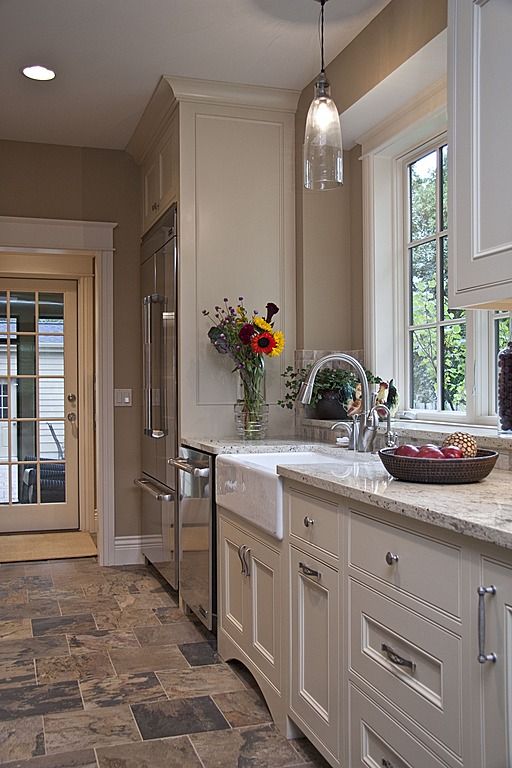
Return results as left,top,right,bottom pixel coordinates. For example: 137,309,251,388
182,436,512,550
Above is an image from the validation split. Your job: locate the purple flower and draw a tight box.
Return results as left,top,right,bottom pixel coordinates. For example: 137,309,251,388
265,302,279,324
239,323,255,344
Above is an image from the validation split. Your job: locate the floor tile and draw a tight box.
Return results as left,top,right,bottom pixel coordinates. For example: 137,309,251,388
0,590,29,607
32,614,96,637
178,641,220,666
1,748,97,767
0,715,45,762
43,705,141,754
27,586,85,601
36,651,114,684
0,599,61,622
115,593,174,610
109,645,188,675
95,736,202,768
152,606,187,624
58,598,118,616
0,679,83,720
82,583,134,598
0,635,68,662
212,689,272,728
3,576,54,592
156,663,246,699
79,671,167,709
190,724,301,768
0,618,33,641
0,659,37,689
93,608,160,630
131,695,230,740
134,622,204,646
68,630,139,653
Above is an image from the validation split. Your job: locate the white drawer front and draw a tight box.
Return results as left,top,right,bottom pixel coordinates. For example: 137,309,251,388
288,488,339,559
350,579,462,757
349,510,461,617
349,684,450,768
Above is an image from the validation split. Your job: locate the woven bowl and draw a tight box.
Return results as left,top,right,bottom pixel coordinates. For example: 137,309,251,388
378,447,499,484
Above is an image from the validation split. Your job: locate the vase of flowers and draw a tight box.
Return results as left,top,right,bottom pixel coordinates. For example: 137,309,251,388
203,297,285,439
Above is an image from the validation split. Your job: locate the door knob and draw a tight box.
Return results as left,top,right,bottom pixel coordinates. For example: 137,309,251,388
67,412,77,422
67,393,76,402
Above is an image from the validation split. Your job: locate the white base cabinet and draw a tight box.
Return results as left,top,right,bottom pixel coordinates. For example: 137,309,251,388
217,510,285,729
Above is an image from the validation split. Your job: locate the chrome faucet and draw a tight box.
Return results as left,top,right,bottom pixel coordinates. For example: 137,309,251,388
298,353,378,452
369,403,398,449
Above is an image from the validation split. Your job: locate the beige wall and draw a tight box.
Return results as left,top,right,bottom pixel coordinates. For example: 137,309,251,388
0,140,141,537
296,0,447,351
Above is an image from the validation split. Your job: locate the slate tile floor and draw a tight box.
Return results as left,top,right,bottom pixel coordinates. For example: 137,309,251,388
0,557,329,768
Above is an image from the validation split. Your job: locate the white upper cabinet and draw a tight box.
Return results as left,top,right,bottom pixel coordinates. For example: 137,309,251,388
449,0,512,308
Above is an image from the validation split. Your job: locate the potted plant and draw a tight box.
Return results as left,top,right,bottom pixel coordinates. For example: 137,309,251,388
278,364,380,420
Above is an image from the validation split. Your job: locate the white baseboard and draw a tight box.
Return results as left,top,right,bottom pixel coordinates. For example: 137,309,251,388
113,535,163,565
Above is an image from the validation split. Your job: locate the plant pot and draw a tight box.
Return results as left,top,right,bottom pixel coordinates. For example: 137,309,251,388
309,389,348,420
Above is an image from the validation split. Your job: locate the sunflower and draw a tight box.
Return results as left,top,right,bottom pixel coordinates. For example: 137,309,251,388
269,330,285,357
251,331,276,355
253,316,273,333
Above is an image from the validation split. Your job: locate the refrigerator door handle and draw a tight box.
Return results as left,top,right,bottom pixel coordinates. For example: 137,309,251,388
135,478,174,502
168,457,210,478
143,294,167,439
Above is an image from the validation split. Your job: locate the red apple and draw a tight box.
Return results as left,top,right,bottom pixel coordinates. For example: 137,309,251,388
395,444,420,457
417,445,445,459
441,445,464,459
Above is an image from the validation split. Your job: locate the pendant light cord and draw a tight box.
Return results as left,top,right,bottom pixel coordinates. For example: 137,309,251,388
320,0,326,74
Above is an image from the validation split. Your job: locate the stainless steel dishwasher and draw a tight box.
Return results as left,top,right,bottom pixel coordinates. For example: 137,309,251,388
169,445,216,631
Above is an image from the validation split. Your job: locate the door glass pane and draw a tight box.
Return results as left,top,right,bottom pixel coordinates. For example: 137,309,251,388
0,464,8,503
410,328,438,410
40,421,65,460
14,463,37,505
442,324,467,412
38,336,64,376
14,378,36,419
39,379,65,418
0,423,7,461
410,150,437,241
0,292,6,324
38,293,64,330
10,292,35,333
40,463,66,504
12,335,36,375
0,338,7,375
410,241,437,325
10,421,37,462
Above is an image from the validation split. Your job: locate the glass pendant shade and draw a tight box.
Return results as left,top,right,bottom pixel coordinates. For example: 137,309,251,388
304,74,343,190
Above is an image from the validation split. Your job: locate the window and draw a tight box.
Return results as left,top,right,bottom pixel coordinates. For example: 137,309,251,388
0,382,7,419
406,143,467,413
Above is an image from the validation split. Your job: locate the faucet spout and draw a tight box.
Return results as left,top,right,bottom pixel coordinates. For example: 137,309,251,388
298,353,372,452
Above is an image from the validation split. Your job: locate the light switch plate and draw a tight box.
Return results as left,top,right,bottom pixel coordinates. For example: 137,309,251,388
114,388,132,407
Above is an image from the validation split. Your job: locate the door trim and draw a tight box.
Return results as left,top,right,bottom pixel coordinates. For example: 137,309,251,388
0,216,116,566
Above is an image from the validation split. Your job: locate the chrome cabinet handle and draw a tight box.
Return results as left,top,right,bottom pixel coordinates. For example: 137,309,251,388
143,294,167,438
242,547,251,577
385,551,399,565
67,412,77,422
143,298,152,435
134,478,174,502
299,562,321,580
168,457,210,478
303,516,315,527
237,545,246,575
381,643,416,673
477,585,497,664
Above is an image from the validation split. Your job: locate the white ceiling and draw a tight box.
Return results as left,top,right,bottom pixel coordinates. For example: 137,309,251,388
0,0,390,150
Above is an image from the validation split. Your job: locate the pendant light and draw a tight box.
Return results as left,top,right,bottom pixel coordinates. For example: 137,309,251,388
304,0,343,190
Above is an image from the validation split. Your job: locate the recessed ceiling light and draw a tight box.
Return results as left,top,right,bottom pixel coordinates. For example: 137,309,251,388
22,65,56,81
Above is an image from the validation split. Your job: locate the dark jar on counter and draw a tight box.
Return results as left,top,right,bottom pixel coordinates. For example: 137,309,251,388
497,341,512,433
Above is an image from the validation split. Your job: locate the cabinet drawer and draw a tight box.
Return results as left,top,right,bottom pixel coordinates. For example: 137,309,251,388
348,510,461,617
349,684,450,768
288,488,339,558
350,579,462,757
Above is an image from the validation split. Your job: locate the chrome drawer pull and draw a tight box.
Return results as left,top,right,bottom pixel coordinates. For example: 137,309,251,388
381,643,416,673
299,562,321,580
303,516,315,527
238,545,247,576
477,585,497,664
242,547,251,578
385,551,399,565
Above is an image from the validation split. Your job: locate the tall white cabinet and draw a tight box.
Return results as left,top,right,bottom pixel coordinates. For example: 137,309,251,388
128,77,298,439
449,0,512,308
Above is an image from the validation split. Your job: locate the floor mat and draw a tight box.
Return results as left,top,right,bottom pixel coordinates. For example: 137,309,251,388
0,531,97,562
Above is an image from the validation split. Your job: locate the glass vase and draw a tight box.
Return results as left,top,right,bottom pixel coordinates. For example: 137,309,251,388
497,340,512,433
234,358,268,440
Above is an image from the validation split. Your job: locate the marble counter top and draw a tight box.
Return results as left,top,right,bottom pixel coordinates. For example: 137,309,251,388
182,436,512,550
277,454,512,551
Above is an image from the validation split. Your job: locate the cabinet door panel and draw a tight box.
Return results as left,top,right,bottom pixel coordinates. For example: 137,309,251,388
289,545,339,759
248,539,280,688
479,557,512,768
219,518,247,648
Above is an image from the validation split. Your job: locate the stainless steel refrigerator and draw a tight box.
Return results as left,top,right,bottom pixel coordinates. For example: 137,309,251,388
135,204,179,589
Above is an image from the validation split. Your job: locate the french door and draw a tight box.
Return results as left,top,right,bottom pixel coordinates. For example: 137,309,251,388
0,279,79,532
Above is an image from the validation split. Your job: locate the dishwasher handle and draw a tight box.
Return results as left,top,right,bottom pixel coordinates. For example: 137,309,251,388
135,478,174,502
168,457,210,478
